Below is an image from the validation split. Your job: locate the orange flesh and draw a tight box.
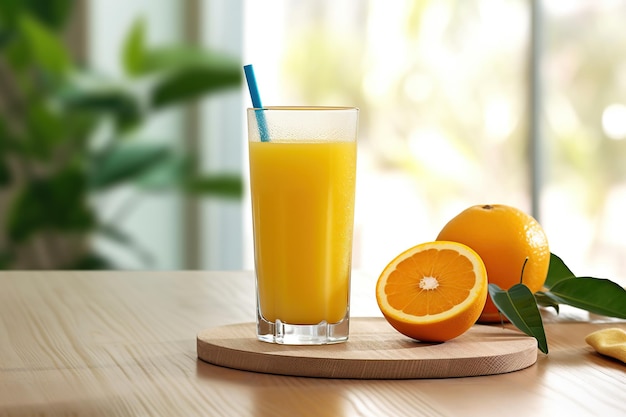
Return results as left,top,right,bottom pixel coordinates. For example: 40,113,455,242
384,249,476,316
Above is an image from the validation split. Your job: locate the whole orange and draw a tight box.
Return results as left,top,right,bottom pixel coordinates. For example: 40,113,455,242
436,204,550,323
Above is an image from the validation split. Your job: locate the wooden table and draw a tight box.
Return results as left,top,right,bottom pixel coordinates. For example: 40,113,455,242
1,271,624,417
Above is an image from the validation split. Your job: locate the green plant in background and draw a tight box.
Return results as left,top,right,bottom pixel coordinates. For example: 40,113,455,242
0,0,242,269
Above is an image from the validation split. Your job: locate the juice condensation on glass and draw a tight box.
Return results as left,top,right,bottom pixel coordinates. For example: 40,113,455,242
249,139,357,325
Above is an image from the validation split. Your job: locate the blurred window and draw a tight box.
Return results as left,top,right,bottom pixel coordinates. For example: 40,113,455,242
89,0,187,269
87,0,626,285
89,0,244,270
243,0,626,285
541,0,626,284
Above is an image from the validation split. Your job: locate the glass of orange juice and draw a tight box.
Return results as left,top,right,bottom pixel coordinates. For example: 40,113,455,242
247,106,358,344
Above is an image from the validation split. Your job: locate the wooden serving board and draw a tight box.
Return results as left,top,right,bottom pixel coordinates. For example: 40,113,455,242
197,317,537,379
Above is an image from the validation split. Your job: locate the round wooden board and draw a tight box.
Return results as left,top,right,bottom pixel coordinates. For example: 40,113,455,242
197,317,537,379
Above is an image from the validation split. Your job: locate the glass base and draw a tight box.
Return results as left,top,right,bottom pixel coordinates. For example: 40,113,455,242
256,310,349,345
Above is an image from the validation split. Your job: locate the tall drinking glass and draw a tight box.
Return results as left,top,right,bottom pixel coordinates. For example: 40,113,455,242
247,106,358,344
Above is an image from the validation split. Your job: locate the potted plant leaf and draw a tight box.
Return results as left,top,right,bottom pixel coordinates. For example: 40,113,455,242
0,1,242,269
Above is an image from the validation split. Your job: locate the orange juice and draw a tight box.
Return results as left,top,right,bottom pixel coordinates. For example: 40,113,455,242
249,140,357,325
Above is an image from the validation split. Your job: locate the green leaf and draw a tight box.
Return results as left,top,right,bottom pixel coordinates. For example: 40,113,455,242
19,13,70,76
544,253,576,289
59,85,143,132
97,223,154,266
543,277,626,319
5,35,30,70
23,101,66,159
143,46,236,72
150,58,241,108
0,249,14,269
0,29,14,49
7,167,95,242
534,291,560,314
135,152,188,190
66,252,115,270
22,0,75,30
0,125,13,186
0,1,21,28
0,158,11,187
122,18,145,76
89,143,174,190
488,283,548,354
185,173,243,198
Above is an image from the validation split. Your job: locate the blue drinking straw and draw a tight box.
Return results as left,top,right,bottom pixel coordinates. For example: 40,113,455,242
243,64,270,142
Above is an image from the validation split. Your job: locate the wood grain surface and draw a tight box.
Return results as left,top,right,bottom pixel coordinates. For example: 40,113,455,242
197,318,537,379
1,271,625,417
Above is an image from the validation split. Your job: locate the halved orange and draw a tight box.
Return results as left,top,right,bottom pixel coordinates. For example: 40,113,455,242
376,241,488,342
